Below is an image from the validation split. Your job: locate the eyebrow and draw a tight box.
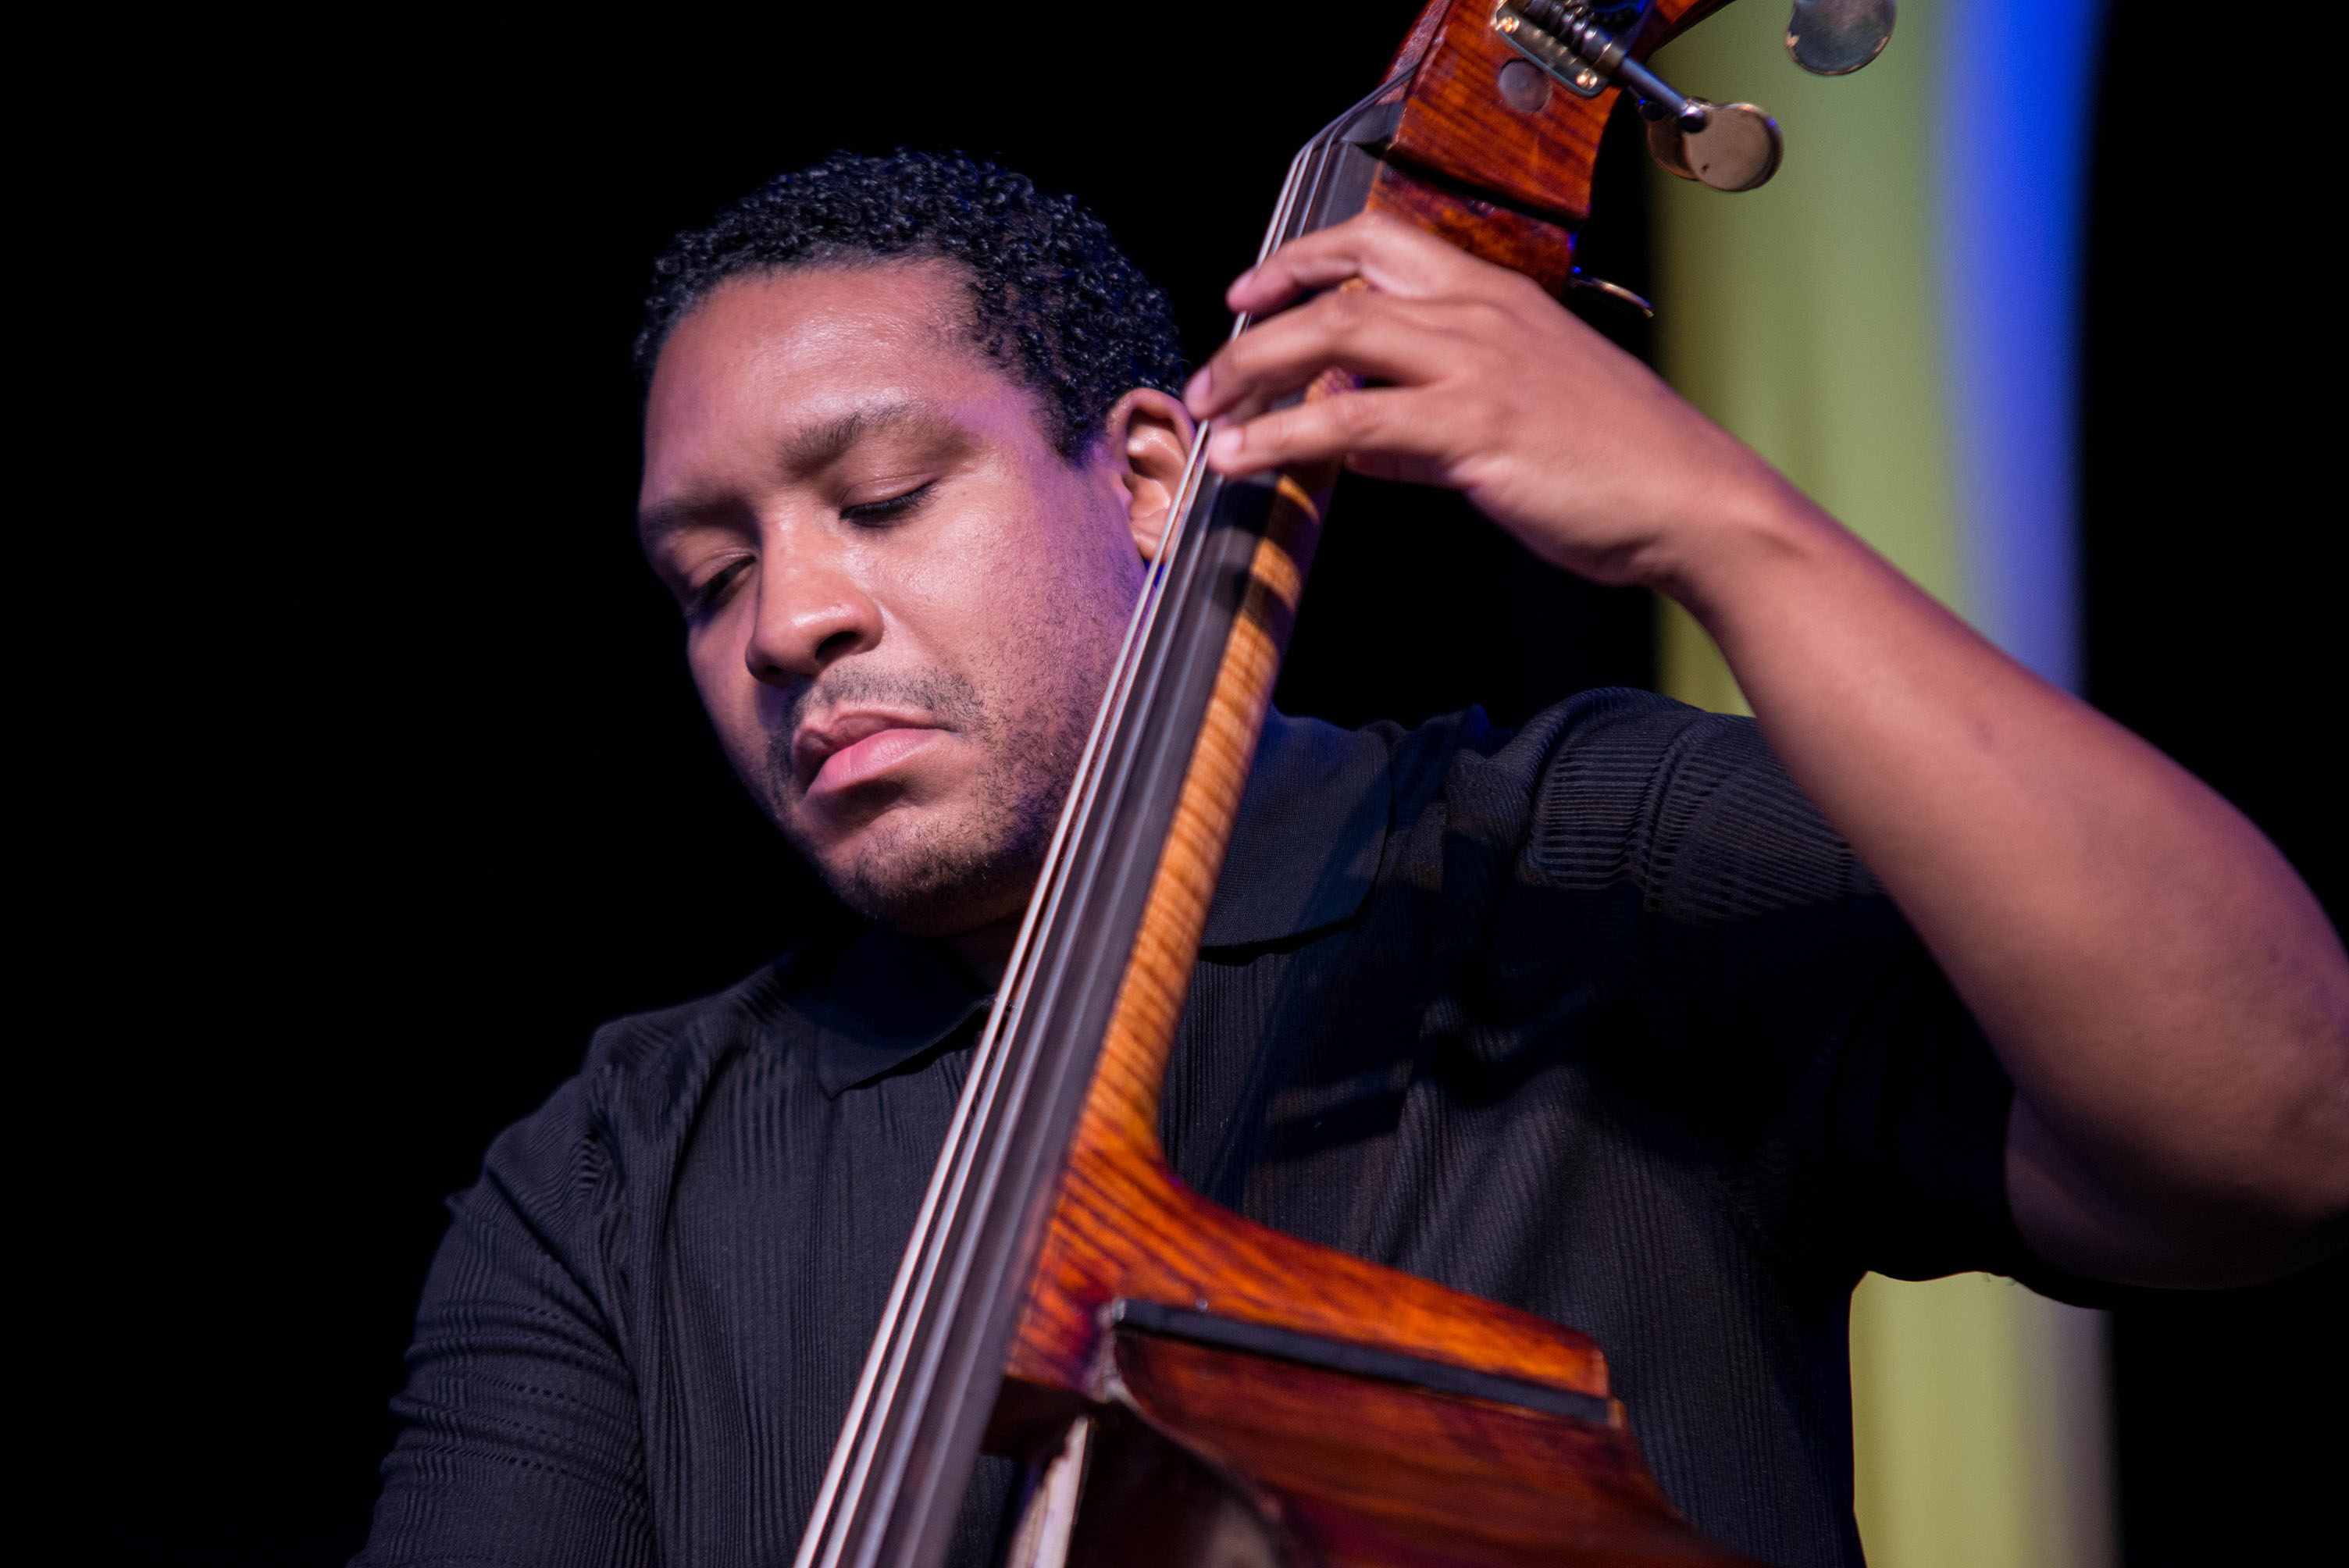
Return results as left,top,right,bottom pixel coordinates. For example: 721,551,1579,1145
638,397,968,540
778,398,951,473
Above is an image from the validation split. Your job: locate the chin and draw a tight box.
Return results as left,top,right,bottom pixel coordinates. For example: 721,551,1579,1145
818,809,1042,936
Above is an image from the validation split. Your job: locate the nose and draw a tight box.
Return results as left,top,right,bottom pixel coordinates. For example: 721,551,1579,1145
742,544,882,688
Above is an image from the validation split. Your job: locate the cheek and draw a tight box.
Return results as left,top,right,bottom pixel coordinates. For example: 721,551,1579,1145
867,504,1051,662
685,625,767,760
857,456,1145,716
968,465,1141,621
907,522,1113,678
683,625,733,707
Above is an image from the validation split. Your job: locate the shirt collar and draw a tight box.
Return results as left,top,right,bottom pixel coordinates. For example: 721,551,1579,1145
1199,707,1392,948
793,708,1392,1096
792,923,994,1098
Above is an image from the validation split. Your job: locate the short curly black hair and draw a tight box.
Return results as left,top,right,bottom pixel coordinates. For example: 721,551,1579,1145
636,150,1188,460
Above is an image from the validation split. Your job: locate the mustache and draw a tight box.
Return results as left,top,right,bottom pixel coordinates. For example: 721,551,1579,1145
765,665,989,792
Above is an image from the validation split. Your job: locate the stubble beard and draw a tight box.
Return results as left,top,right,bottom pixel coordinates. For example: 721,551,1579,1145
758,646,1109,936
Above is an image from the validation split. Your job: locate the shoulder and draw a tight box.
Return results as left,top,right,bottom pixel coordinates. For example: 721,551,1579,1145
1480,686,1766,801
1374,689,1877,971
457,952,818,1242
576,953,804,1098
1482,690,1861,902
1382,686,1775,850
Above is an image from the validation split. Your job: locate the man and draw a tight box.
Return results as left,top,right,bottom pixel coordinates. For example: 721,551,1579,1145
360,151,2347,1566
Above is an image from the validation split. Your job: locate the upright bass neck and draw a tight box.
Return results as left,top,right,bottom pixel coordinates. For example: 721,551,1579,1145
797,4,1770,1566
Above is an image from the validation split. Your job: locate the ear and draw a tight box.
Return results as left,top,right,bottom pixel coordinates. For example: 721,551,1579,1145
1100,388,1196,562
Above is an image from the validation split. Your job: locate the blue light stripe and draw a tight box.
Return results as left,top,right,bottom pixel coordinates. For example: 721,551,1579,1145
1936,0,2108,692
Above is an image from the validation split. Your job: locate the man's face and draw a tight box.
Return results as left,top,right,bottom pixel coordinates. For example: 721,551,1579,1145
639,263,1155,936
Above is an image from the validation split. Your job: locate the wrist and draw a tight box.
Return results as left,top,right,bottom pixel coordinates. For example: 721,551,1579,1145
1642,473,1845,632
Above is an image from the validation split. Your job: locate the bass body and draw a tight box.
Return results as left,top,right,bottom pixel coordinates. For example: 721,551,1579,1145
798,5,1779,1564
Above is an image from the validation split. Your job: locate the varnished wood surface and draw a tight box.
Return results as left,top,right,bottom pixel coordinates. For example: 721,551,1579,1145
1361,159,1579,292
1346,0,1725,289
1103,1331,1763,1566
990,3,1763,1562
1385,0,1616,225
1634,0,1732,57
1374,0,1720,237
1002,426,1613,1407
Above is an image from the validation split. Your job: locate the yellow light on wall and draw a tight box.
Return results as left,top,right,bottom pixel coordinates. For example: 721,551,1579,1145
1850,1274,2112,1568
1649,4,2114,1563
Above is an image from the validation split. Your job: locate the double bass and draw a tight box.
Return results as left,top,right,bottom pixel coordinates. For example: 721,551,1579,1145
797,2,1894,1562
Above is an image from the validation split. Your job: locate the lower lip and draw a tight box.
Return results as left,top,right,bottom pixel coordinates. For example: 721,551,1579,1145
807,727,946,799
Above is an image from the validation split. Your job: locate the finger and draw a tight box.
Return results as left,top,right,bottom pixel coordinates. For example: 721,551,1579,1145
1225,213,1513,315
1185,290,1475,421
1230,215,1478,311
1201,387,1453,478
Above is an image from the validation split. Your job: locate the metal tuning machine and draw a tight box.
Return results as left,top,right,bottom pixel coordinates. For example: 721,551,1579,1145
1565,269,1655,316
1643,97,1783,193
1784,0,1895,76
1492,0,1784,192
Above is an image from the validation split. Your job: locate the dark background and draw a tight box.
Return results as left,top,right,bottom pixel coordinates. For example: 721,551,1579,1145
94,1,2338,1562
2081,7,2345,1564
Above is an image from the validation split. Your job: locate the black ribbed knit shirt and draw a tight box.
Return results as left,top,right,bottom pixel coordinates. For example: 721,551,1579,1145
362,690,2075,1568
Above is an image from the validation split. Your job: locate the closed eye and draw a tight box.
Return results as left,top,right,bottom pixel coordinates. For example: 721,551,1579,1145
841,482,935,525
686,557,754,618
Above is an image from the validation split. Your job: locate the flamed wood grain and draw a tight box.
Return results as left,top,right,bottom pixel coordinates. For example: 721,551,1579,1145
1105,1333,1766,1566
1385,0,1615,225
1376,0,1718,232
1361,159,1580,293
991,3,1767,1563
1004,365,1616,1408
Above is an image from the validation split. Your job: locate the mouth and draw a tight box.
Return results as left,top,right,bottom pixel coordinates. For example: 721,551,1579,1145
794,708,950,801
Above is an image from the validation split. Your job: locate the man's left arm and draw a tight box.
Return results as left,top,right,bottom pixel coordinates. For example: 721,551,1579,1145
1184,216,2349,1287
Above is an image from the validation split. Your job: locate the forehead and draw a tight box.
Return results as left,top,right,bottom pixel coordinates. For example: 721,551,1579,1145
642,262,1018,483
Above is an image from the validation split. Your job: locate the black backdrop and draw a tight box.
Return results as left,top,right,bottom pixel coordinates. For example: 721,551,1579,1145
2082,5,2345,1563
113,2,2339,1562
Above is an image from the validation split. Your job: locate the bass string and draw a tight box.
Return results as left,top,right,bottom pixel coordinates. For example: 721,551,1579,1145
795,114,1360,1568
791,283,1242,1568
871,77,1385,1335
789,493,1182,1568
838,464,1250,1545
804,173,1331,1568
906,119,1357,1330
790,372,1192,1568
899,127,1338,1329
802,446,1232,1568
816,118,1365,1565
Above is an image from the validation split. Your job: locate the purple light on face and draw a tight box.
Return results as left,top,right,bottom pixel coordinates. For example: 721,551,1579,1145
1937,0,2108,693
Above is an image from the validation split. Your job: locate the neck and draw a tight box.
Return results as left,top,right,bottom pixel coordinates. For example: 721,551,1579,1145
944,913,1022,989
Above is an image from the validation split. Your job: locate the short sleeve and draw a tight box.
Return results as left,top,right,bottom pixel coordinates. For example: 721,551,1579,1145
1517,690,2053,1288
358,1078,654,1568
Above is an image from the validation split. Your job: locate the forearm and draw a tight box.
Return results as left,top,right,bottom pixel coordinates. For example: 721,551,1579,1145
1185,213,2349,1281
1662,486,2349,1283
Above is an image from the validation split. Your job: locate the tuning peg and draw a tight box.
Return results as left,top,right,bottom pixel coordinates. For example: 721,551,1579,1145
1492,0,1780,191
1785,0,1895,76
1645,99,1782,192
1497,0,1713,130
1565,270,1654,316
